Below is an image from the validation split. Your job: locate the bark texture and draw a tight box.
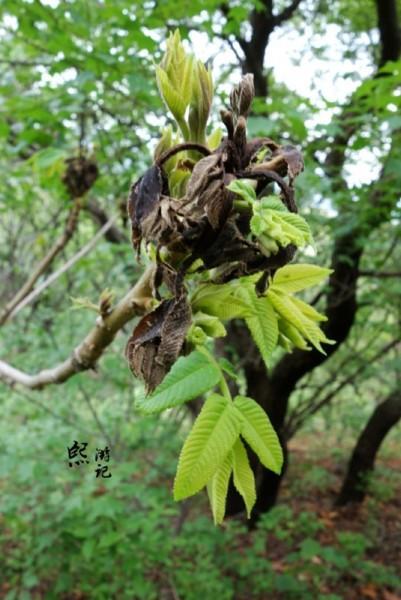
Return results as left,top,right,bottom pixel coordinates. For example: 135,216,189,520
336,390,401,505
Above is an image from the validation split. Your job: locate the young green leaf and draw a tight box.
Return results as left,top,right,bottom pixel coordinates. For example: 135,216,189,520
235,286,278,368
260,196,287,211
233,396,283,475
226,179,256,202
232,438,256,518
136,350,221,414
271,264,332,294
278,318,310,351
191,283,252,319
290,295,328,322
174,394,241,500
267,289,333,354
218,357,239,381
192,312,227,338
207,453,232,525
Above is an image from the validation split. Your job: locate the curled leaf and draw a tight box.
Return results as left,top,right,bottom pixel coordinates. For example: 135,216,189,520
125,295,191,392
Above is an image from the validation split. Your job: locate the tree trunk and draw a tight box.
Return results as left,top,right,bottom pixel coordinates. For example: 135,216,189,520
336,390,401,506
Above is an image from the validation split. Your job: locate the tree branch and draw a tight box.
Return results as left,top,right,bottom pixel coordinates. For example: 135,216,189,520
0,265,155,390
358,269,401,278
3,217,117,323
273,0,303,27
285,339,399,437
84,199,128,244
0,198,82,326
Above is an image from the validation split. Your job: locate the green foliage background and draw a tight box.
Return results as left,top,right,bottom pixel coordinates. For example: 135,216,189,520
0,0,400,598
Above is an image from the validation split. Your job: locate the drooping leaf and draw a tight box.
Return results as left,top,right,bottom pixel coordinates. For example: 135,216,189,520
267,289,333,354
233,396,283,475
278,318,310,351
232,438,256,518
127,164,163,250
136,350,221,414
174,394,241,500
271,264,332,294
290,295,328,322
192,312,227,338
126,296,192,392
235,286,278,368
207,453,232,525
191,283,252,319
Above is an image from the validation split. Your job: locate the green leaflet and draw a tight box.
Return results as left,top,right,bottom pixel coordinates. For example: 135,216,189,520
155,66,188,122
174,394,241,500
290,295,328,322
278,332,293,352
192,312,227,338
271,264,332,294
191,283,252,319
251,203,313,251
277,212,312,240
226,178,256,202
136,350,221,414
207,127,223,150
233,396,283,475
236,285,278,369
259,196,287,212
218,357,238,381
267,289,333,354
278,318,310,351
232,438,256,518
207,453,232,525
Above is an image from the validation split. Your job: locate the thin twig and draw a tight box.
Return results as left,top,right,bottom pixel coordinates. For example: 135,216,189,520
5,217,116,321
0,199,83,326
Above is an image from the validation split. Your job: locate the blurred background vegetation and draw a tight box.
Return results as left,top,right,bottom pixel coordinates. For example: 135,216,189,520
0,0,400,598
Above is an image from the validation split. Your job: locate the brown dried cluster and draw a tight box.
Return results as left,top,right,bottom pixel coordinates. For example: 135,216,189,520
125,74,304,391
62,156,99,198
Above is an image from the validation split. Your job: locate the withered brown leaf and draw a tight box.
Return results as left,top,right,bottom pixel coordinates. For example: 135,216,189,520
127,165,163,250
125,295,191,392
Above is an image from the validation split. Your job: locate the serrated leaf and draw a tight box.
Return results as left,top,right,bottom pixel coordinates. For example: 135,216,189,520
192,284,252,319
193,312,227,338
236,286,278,368
271,264,332,294
226,179,256,202
136,350,221,414
267,289,334,353
290,296,328,322
233,396,283,474
260,196,287,211
156,66,187,121
174,394,241,500
278,212,312,239
278,318,310,351
207,453,232,525
232,438,256,518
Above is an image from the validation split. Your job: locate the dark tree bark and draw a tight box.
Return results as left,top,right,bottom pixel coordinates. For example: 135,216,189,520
222,0,303,97
376,0,401,66
336,390,401,506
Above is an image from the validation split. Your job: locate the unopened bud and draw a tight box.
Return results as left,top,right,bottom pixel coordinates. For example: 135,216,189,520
229,73,255,118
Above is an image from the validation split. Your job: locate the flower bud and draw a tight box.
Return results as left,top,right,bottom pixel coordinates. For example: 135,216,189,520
229,73,255,118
